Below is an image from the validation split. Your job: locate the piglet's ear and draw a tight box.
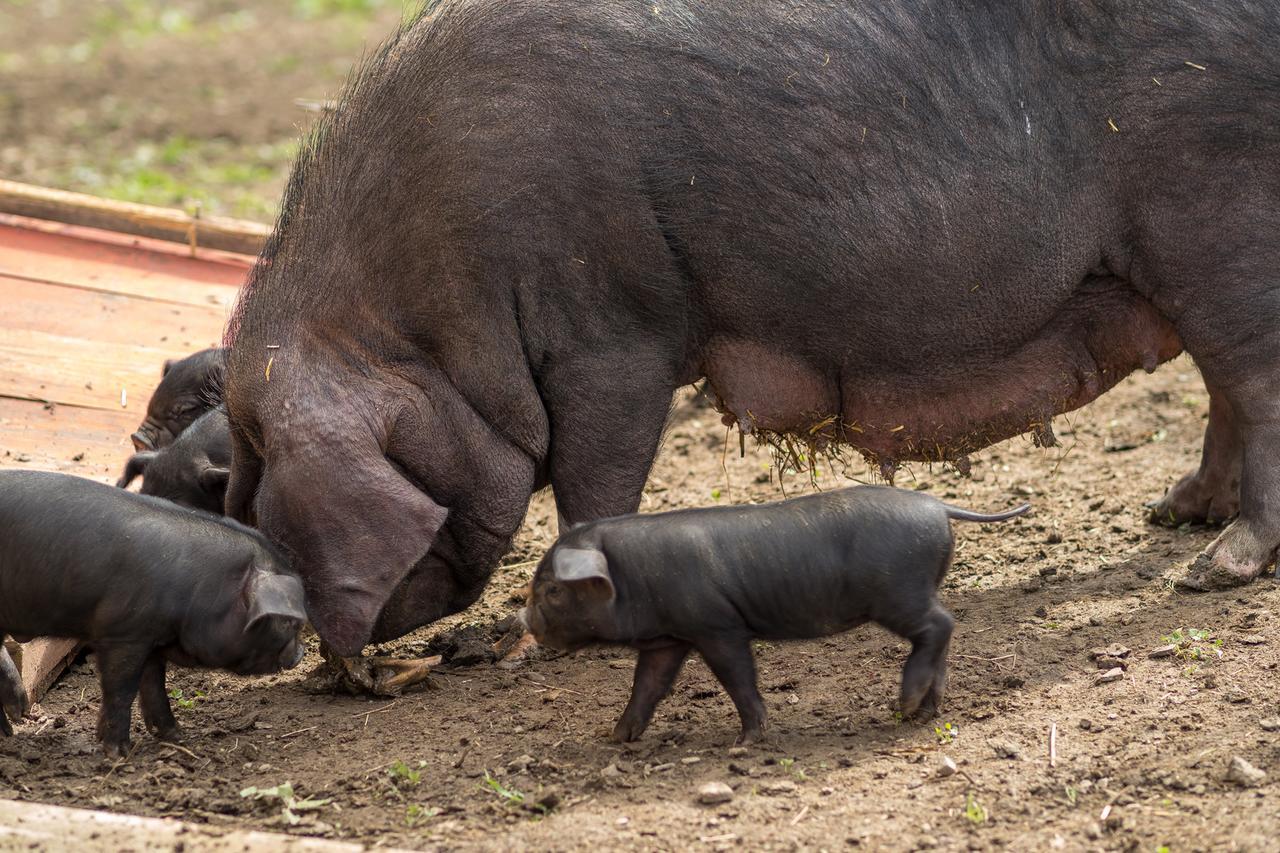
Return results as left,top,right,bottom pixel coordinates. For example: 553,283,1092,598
198,465,231,496
552,547,615,601
117,452,157,489
245,571,307,633
162,359,175,377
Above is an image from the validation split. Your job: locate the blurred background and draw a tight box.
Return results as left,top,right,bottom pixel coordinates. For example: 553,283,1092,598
0,0,419,222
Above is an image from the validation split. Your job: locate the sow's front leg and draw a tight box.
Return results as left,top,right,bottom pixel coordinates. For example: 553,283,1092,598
498,350,676,668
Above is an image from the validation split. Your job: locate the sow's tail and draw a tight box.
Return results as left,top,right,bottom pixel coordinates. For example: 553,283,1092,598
942,502,1032,523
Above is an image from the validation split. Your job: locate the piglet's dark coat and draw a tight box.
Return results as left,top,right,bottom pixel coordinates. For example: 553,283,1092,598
0,470,306,756
524,486,1028,744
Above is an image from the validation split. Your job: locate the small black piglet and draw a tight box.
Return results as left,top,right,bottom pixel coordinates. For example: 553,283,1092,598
523,485,1028,744
0,470,306,757
130,347,225,452
118,405,232,514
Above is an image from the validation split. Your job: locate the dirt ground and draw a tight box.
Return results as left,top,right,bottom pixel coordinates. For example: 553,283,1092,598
4,3,1279,851
4,361,1280,852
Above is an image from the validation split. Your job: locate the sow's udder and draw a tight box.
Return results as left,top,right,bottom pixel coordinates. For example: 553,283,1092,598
702,288,1181,464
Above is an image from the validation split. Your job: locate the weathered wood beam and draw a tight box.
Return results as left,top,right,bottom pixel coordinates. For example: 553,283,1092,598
0,179,269,256
2,637,82,706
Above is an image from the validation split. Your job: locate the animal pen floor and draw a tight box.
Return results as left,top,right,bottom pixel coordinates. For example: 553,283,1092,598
1,213,1278,852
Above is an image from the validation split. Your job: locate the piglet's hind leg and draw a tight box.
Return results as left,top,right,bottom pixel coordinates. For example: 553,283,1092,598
697,636,767,745
139,652,178,741
893,605,954,720
613,642,691,743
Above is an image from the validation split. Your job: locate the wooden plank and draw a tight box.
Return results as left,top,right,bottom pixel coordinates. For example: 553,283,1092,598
0,212,258,267
0,397,137,482
0,799,399,852
0,179,270,256
0,328,223,412
0,275,230,351
0,222,246,310
3,638,81,706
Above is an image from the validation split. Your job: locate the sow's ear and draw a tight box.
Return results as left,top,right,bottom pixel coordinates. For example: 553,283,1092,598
552,547,615,602
245,570,307,632
162,359,175,377
116,452,157,488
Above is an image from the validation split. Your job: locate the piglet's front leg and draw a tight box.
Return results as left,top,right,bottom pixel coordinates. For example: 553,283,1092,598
0,645,28,737
696,636,767,745
94,643,150,759
613,641,692,743
138,652,179,742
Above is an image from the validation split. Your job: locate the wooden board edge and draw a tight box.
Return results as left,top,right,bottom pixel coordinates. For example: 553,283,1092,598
3,637,82,705
0,179,270,256
0,799,398,852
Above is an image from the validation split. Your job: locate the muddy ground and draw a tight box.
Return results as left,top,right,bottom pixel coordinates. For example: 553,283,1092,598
4,361,1280,852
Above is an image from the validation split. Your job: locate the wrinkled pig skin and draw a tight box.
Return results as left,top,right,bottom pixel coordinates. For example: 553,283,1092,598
0,471,307,757
132,348,226,452
224,0,1280,655
523,486,1029,743
118,406,233,515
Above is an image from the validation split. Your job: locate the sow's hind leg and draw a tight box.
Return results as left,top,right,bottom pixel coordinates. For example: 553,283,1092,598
1149,382,1242,526
1160,247,1280,590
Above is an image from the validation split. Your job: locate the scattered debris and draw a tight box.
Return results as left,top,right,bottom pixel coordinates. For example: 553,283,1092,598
760,780,797,796
1260,718,1280,732
936,755,958,778
991,739,1023,760
1225,756,1266,788
1095,667,1124,685
697,782,735,806
1240,635,1267,646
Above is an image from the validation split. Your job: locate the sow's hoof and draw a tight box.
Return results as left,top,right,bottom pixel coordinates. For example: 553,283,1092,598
1176,524,1275,592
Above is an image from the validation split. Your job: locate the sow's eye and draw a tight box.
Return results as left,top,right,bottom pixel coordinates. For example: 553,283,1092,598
545,583,563,601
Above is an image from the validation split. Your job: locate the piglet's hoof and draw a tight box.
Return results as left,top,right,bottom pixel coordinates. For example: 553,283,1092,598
101,739,134,761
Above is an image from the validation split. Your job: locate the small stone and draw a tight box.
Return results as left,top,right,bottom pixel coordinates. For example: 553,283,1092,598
1090,644,1131,660
990,739,1023,760
1095,656,1128,670
1226,691,1250,705
786,693,800,705
680,756,702,765
936,755,958,777
1223,753,1264,788
1240,634,1267,646
600,763,623,780
727,746,749,758
1094,667,1124,685
1259,718,1280,732
1148,644,1177,659
1078,718,1094,731
1034,605,1049,618
760,780,798,796
507,754,535,773
1226,756,1266,788
697,782,735,806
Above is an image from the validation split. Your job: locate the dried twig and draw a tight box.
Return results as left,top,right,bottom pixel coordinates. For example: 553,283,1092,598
1049,722,1058,767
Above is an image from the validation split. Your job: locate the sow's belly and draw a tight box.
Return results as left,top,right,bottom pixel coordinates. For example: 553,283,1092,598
700,282,1183,472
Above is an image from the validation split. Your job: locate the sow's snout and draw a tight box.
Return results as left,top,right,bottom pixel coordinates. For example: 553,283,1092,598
253,451,450,657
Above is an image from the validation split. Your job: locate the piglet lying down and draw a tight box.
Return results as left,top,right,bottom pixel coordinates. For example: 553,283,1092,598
0,471,307,757
523,486,1028,744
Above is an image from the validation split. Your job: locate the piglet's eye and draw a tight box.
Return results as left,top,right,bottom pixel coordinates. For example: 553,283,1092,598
546,584,563,599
